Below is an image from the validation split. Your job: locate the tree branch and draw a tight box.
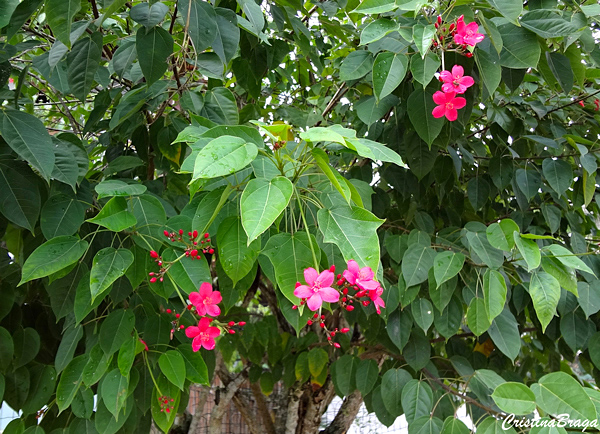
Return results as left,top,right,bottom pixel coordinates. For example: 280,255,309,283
249,380,277,434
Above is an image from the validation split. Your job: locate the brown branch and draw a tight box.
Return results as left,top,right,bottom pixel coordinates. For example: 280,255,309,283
249,380,277,434
320,390,364,434
301,5,318,23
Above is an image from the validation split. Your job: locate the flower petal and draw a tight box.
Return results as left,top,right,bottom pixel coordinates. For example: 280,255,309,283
202,338,216,351
453,97,466,109
459,75,474,87
207,326,221,338
191,336,202,352
186,326,200,338
210,291,223,304
454,34,464,45
304,268,319,285
189,291,201,306
441,83,455,93
343,269,357,284
347,260,360,275
358,279,379,290
199,282,212,297
195,304,207,317
451,64,464,78
319,286,340,303
294,285,313,299
439,70,452,82
432,91,447,105
306,293,323,311
432,105,446,118
446,108,458,121
198,317,212,330
206,304,221,317
316,270,334,288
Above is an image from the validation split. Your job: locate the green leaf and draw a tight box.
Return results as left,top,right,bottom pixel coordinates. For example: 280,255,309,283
355,94,398,126
407,87,444,147
300,127,346,145
467,176,490,210
487,308,520,361
483,269,507,322
543,244,595,275
403,329,431,370
193,136,257,180
136,26,173,86
312,148,352,204
356,359,379,396
218,216,260,286
475,47,502,96
22,365,56,416
67,33,102,102
82,344,112,386
411,298,434,333
360,19,398,45
441,418,470,434
45,0,80,47
118,336,136,377
514,233,541,272
308,348,328,377
55,324,82,373
111,38,137,77
492,382,536,416
56,355,86,413
318,205,384,275
99,309,136,356
20,236,88,285
542,158,573,196
213,8,240,64
87,197,137,232
0,158,41,232
486,219,518,252
515,168,541,200
159,350,186,391
486,0,522,24
497,23,541,69
353,0,396,14
529,271,560,332
345,138,404,166
468,300,492,337
130,194,167,251
90,248,134,301
41,194,85,239
373,52,408,101
96,180,147,199
410,52,440,88
241,176,293,244
101,368,129,419
340,51,374,81
331,355,358,396
401,379,433,424
467,231,504,269
381,368,412,417
0,108,55,181
412,24,436,58
387,308,413,351
531,372,597,421
546,52,574,95
578,281,600,319
177,0,217,52
130,2,169,27
541,256,577,296
0,327,13,372
13,327,40,368
0,0,19,29
201,87,239,125
402,245,436,287
163,248,211,295
179,344,209,385
520,10,581,39
262,232,320,304
433,251,464,288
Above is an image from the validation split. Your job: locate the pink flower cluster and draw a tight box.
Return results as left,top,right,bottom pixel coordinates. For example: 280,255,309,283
430,15,484,122
293,260,385,314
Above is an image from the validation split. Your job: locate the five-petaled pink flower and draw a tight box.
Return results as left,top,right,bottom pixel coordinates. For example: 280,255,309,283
368,287,386,314
440,65,474,94
453,16,484,47
189,282,222,317
294,268,339,311
343,260,379,291
432,91,466,121
186,317,221,351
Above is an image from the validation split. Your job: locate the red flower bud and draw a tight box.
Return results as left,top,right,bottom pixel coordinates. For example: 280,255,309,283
434,22,439,29
341,328,350,333
175,313,180,318
307,320,313,325
204,233,209,238
239,321,246,326
166,309,171,313
346,305,354,311
187,304,193,310
164,230,170,237
329,265,335,273
193,230,198,238
449,23,455,31
229,329,236,334
337,274,341,279
150,250,159,259
190,249,198,256
579,100,585,107
465,52,473,58
228,321,235,326
150,277,157,283
208,248,214,254
334,343,341,348
179,229,184,235
320,323,325,328
180,325,184,329
437,15,442,25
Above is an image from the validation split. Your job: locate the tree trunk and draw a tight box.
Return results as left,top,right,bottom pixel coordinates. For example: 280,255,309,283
319,390,364,434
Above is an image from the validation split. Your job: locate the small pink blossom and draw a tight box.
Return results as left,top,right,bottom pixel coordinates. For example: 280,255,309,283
189,282,222,317
185,317,221,351
453,16,484,47
432,91,466,121
440,65,474,94
342,260,379,291
368,287,385,314
294,268,339,311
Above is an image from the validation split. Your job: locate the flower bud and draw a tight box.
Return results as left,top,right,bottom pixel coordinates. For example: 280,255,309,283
307,320,313,325
150,250,159,259
190,249,198,256
341,328,350,333
193,230,198,238
164,230,170,237
346,305,354,311
229,329,236,334
179,229,184,235
228,321,235,326
204,233,210,238
239,321,246,326
150,277,157,283
334,343,341,348
208,248,214,254
329,265,335,273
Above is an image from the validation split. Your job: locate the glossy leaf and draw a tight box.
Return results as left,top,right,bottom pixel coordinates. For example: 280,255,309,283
483,269,507,322
529,271,560,332
373,52,408,101
513,233,541,272
136,26,173,86
0,158,41,232
90,248,134,301
87,197,137,232
193,136,257,180
159,351,186,391
407,87,444,147
433,252,464,288
99,309,136,356
67,33,102,102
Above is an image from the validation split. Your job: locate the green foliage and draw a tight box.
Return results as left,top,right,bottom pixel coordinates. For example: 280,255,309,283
1,1,600,432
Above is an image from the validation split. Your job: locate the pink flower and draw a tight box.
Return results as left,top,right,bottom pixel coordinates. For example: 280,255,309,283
440,65,474,94
189,282,222,317
294,268,340,311
185,317,221,351
342,260,379,291
368,287,385,314
432,91,466,121
453,16,484,46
